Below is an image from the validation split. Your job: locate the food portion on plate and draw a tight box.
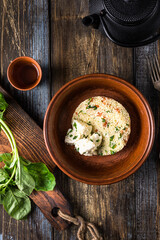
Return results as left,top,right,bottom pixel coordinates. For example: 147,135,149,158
65,96,131,156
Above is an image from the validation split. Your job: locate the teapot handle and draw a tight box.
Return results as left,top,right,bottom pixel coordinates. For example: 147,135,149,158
99,10,160,48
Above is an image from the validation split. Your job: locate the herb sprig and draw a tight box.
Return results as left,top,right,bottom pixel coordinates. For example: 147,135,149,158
0,93,56,220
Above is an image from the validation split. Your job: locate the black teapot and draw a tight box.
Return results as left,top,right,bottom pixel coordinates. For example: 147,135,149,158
82,0,160,47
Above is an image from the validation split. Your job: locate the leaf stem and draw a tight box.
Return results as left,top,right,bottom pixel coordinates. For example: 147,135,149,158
0,119,17,152
0,119,19,168
0,166,16,188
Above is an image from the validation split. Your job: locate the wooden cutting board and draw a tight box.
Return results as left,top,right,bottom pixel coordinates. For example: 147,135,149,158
0,86,72,231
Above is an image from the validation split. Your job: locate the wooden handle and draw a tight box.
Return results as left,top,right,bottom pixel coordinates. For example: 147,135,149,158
30,186,72,231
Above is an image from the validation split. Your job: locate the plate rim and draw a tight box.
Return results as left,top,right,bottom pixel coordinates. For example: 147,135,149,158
43,74,155,185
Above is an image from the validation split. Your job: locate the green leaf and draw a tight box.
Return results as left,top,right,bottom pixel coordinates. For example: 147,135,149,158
0,93,8,119
0,194,4,204
0,93,8,110
0,169,9,183
0,112,3,120
15,161,35,196
26,162,56,191
0,186,7,195
19,156,31,166
3,187,31,220
0,153,12,163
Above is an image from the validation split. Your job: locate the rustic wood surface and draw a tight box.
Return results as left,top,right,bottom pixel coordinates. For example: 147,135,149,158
0,0,159,240
0,86,72,231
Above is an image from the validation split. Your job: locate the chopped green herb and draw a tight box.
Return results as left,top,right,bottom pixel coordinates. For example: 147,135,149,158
87,121,91,125
78,110,83,116
86,105,97,110
73,136,78,140
96,139,99,142
90,139,93,142
76,148,79,152
106,110,110,113
73,122,77,130
105,150,107,153
126,123,129,126
69,134,73,137
112,144,117,149
119,133,122,139
102,118,106,122
110,135,114,141
67,129,73,135
123,127,126,130
88,98,92,104
107,123,110,128
115,127,119,131
110,150,116,155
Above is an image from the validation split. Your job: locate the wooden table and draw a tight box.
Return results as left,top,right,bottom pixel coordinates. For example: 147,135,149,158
0,1,159,239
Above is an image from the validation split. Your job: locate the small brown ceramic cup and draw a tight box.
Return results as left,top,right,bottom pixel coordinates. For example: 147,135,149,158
7,56,42,91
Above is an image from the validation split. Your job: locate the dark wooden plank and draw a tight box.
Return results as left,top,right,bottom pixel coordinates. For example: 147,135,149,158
134,43,159,239
0,0,53,239
50,0,134,239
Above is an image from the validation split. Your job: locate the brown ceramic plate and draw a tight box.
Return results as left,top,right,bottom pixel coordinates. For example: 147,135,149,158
43,74,155,185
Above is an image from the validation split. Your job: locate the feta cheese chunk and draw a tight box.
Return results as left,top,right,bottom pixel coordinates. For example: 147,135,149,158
65,128,78,145
74,138,97,156
65,120,103,156
65,119,92,145
72,119,92,138
90,133,102,147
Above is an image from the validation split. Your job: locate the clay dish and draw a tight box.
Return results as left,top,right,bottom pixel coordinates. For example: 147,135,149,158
7,56,42,91
44,74,155,185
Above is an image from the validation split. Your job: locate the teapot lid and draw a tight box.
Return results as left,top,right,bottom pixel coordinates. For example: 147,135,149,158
103,0,157,24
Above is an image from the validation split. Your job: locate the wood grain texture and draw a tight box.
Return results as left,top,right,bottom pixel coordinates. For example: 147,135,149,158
0,0,159,239
50,1,136,239
133,44,159,240
0,0,54,239
0,85,71,231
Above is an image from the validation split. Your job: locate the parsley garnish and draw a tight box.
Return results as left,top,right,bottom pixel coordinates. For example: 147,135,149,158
110,150,116,155
119,133,122,139
112,144,116,149
73,122,77,130
67,129,73,135
110,135,114,141
86,105,97,110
